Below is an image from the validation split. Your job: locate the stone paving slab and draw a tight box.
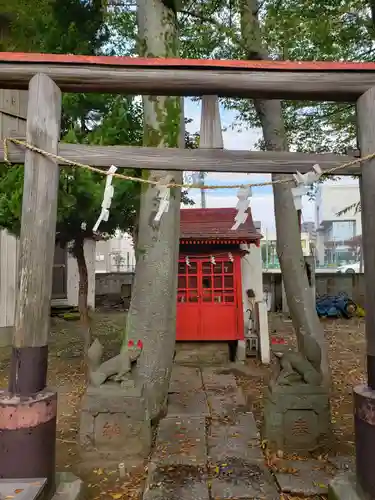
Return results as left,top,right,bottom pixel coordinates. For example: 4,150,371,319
206,387,247,418
208,414,262,463
210,458,279,500
201,367,237,391
152,417,207,466
143,465,209,500
328,455,355,472
274,459,336,496
169,366,203,393
226,412,260,440
168,391,209,418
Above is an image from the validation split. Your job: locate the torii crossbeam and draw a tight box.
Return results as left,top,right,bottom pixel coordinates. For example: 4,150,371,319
0,52,375,99
0,52,374,499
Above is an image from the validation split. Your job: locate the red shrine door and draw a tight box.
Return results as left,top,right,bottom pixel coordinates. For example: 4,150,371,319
176,254,244,341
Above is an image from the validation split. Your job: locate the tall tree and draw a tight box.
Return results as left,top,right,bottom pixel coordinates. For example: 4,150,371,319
239,0,329,380
0,0,144,353
125,0,183,420
221,0,373,154
0,97,144,352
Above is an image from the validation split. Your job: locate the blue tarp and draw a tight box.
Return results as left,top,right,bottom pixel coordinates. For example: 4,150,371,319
316,292,357,318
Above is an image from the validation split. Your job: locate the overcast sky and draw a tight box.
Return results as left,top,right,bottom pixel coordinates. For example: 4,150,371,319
183,98,360,231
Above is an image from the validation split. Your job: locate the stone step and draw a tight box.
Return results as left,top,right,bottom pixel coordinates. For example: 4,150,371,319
207,411,278,499
206,386,247,419
174,342,229,366
201,367,237,392
274,458,336,496
208,413,262,464
167,391,209,418
143,464,209,500
169,366,203,394
152,417,207,467
210,457,279,500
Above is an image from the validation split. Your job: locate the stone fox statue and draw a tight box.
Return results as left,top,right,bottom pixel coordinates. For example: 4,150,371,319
273,334,323,386
87,338,143,387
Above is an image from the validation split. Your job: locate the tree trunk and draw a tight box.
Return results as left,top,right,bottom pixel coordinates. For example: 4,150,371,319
72,238,91,356
125,0,183,420
240,0,330,382
132,211,139,257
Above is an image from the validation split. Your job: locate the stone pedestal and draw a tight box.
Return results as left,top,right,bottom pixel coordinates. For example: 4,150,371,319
354,384,375,498
263,382,330,453
79,383,151,464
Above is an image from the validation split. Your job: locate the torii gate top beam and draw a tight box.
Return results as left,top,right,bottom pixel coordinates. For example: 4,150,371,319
1,52,375,100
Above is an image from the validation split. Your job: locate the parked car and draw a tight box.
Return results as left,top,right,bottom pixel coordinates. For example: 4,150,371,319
337,262,363,273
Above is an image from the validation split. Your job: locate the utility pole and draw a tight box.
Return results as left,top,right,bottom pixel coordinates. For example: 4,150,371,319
199,171,206,208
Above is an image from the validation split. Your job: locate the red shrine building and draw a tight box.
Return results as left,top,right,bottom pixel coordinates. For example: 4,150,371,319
176,208,268,361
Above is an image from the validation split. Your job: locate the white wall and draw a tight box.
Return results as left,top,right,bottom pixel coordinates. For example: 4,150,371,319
95,231,136,273
315,182,362,265
315,183,362,233
0,230,19,328
0,232,95,335
261,229,312,257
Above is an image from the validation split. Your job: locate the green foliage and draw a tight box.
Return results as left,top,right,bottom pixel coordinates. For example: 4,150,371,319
0,0,144,245
0,0,108,53
171,0,373,155
0,95,144,243
0,164,23,234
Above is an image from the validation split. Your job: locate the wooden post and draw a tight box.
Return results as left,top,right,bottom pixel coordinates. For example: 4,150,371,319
0,74,61,495
0,90,27,345
353,86,375,498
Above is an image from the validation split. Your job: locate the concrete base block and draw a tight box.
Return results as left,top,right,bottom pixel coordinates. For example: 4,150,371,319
79,383,151,465
328,473,366,500
235,340,246,363
263,382,330,453
53,472,85,500
0,479,47,500
0,472,85,500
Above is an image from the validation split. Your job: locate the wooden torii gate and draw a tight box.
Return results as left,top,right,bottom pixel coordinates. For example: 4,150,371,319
0,53,375,497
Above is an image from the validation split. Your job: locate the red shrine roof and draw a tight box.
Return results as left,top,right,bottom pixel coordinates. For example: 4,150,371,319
180,208,261,243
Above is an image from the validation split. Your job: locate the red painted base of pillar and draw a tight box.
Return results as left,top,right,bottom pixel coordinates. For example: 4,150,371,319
0,389,57,498
354,384,375,498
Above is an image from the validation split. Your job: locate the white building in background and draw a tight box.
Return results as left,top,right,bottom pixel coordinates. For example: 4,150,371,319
261,228,313,269
95,231,136,273
315,182,362,267
0,230,96,345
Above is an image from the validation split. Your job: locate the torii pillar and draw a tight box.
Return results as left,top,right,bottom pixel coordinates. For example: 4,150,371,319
352,87,375,497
